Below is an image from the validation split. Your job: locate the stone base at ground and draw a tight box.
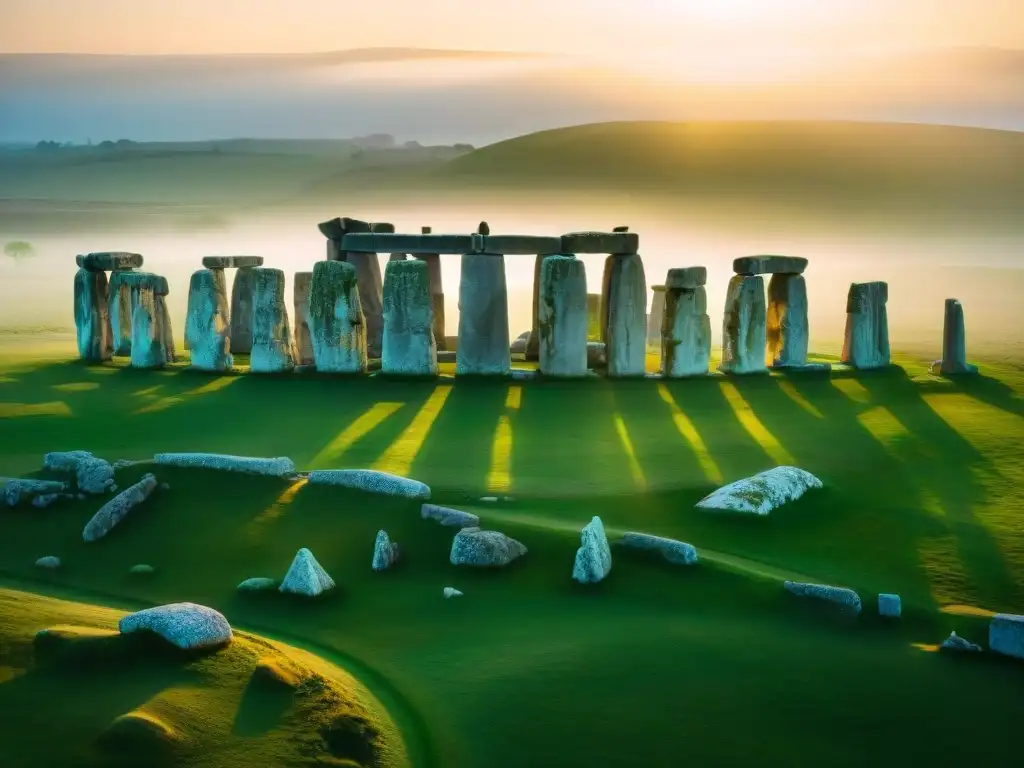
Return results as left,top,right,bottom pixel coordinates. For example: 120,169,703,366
309,260,366,373
74,269,113,362
185,269,233,372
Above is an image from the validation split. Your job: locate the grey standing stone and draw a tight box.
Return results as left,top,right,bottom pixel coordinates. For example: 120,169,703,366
766,273,809,368
941,631,982,653
108,274,136,356
293,271,314,365
525,254,544,361
662,279,711,378
309,260,366,374
249,268,296,373
229,266,258,355
572,516,612,584
348,253,385,359
720,275,767,375
130,287,169,369
155,294,176,362
74,268,113,362
456,253,511,376
415,243,446,351
841,281,890,369
184,269,233,372
371,529,400,571
382,259,437,376
280,548,335,597
647,285,666,346
931,298,977,375
538,255,588,378
604,254,648,377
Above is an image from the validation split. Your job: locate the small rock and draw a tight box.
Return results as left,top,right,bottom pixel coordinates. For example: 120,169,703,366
118,602,232,650
878,593,902,618
372,530,400,572
159,482,170,491
76,456,115,495
619,532,698,565
941,631,982,653
32,493,62,509
573,516,612,584
35,556,61,569
129,564,155,576
450,528,527,567
784,581,862,615
479,496,499,503
279,548,335,597
421,504,480,528
109,484,119,493
238,577,276,592
444,587,464,599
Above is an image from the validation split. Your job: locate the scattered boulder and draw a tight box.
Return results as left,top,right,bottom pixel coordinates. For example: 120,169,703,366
31,494,62,509
371,530,400,571
989,613,1024,660
573,516,612,584
662,281,711,377
238,577,276,593
201,255,264,269
878,593,902,618
941,631,982,653
421,504,480,528
784,581,862,615
279,548,336,597
307,469,431,499
129,564,155,576
2,478,67,507
619,532,698,565
293,271,315,365
35,555,61,569
76,456,116,494
444,587,464,599
450,527,527,567
82,473,158,542
118,602,232,650
696,466,822,515
153,453,296,477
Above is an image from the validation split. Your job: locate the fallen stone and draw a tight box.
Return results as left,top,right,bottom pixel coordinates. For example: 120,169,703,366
878,593,902,618
665,267,707,290
733,255,808,275
307,469,431,499
989,613,1024,660
662,285,711,378
766,274,809,368
382,259,437,375
76,456,116,494
279,548,335,597
420,504,480,528
450,527,527,567
841,282,890,370
604,254,647,377
561,231,638,255
931,298,978,376
784,581,862,615
456,253,511,376
44,450,96,473
238,577,276,592
2,478,67,507
229,267,258,355
79,252,144,272
572,516,612,584
941,631,982,653
82,473,158,542
443,587,464,599
309,260,367,373
201,256,264,269
293,271,315,365
153,453,296,477
481,235,562,255
35,555,61,569
129,564,155,575
646,285,666,345
32,493,63,509
371,530,400,571
720,275,767,375
184,269,233,372
74,269,114,362
539,255,588,377
696,466,823,515
249,268,297,373
619,532,698,565
119,602,232,650
130,287,170,369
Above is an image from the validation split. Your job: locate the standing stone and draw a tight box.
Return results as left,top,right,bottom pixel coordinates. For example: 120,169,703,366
155,295,176,362
647,285,666,346
538,255,588,377
309,260,366,374
382,259,437,376
525,254,544,361
229,267,258,355
604,254,648,377
572,516,612,584
720,275,767,375
765,273,809,368
662,285,711,378
108,273,137,357
185,269,232,372
841,282,890,370
416,227,446,352
931,299,977,375
348,253,384,360
456,253,511,376
293,272,314,365
250,268,297,374
130,287,169,369
74,269,113,362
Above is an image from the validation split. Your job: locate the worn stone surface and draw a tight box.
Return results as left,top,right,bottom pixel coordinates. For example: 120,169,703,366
646,285,666,346
119,602,232,650
720,275,767,375
572,516,612,584
421,503,480,528
382,259,437,375
74,268,113,362
229,267,258,355
130,287,169,369
307,469,431,499
665,267,708,290
620,532,698,565
280,548,335,596
238,577,276,592
784,581,862,615
293,271,314,365
841,281,890,369
2,478,67,507
82,473,158,542
482,235,562,255
184,269,233,371
108,271,169,357
561,231,638,255
734,255,808,275
202,256,264,269
456,253,510,376
249,268,296,373
696,466,823,515
931,298,977,375
347,252,384,359
539,255,588,377
989,613,1024,660
766,273,809,368
450,527,527,567
878,593,902,618
36,555,61,569
602,254,647,376
44,450,96,473
662,286,711,377
309,260,366,373
79,252,144,272
153,453,296,477
371,529,400,571
525,254,544,361
318,217,347,241
77,456,115,494
155,295,176,362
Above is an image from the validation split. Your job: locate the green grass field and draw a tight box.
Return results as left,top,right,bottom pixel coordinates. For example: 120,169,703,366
2,346,1023,767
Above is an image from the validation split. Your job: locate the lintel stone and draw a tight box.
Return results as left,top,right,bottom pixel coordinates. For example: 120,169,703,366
342,233,475,254
733,255,808,275
561,232,639,255
110,270,169,296
481,235,562,255
202,256,265,269
78,252,144,272
318,218,346,240
665,267,707,290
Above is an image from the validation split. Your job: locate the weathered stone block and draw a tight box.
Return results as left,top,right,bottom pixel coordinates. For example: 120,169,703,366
573,516,612,584
665,267,707,290
931,298,977,375
733,255,808,275
309,260,366,373
766,273,809,368
155,295,176,362
249,268,297,373
456,253,511,376
184,268,233,372
74,268,113,362
317,218,347,240
382,259,437,375
662,286,711,377
646,285,666,346
293,271,314,365
481,235,562,255
561,231,638,255
202,255,264,269
604,253,647,377
720,275,767,375
841,281,890,370
343,233,474,254
989,613,1024,660
130,287,169,369
229,267,257,355
79,252,144,272
344,252,384,359
538,255,588,377
525,254,544,362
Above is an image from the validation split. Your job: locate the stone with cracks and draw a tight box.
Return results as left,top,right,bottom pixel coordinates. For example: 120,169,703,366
784,581,862,615
646,285,666,345
878,593,902,618
79,252,144,272
184,269,233,372
153,453,295,477
456,253,511,376
348,252,385,359
2,478,67,507
766,273,809,368
662,284,711,378
538,255,588,377
619,532,698,565
343,233,474,255
696,466,822,515
229,267,258,355
572,516,612,584
309,260,366,373
450,527,527,567
421,504,480,528
841,281,890,369
293,271,314,365
931,298,977,376
74,269,113,362
382,259,437,376
733,255,808,275
989,613,1024,660
201,256,264,269
720,275,767,375
249,268,297,373
279,548,335,597
307,469,431,499
44,450,96,473
371,530,400,571
130,287,169,369
82,473,158,542
119,602,232,650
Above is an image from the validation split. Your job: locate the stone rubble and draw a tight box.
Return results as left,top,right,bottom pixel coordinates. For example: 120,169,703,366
941,631,982,653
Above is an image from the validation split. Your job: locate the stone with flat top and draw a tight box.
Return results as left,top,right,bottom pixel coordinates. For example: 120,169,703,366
665,267,707,290
733,255,808,275
482,235,562,255
78,252,144,272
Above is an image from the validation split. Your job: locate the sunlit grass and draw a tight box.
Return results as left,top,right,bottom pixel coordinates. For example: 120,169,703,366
831,378,871,404
134,375,241,415
656,383,724,484
372,385,453,476
718,381,796,466
51,382,99,393
505,386,522,410
613,413,647,491
486,415,514,494
308,402,405,470
776,380,823,418
0,401,71,418
917,534,977,608
245,478,309,540
856,406,912,454
941,604,996,618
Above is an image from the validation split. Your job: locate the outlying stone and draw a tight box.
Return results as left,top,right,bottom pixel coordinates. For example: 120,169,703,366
456,253,511,376
74,268,114,362
696,466,822,515
665,267,707,290
450,527,527,567
249,268,297,373
35,555,61,569
662,279,711,378
720,275,767,375
307,469,431,499
931,298,977,376
572,516,612,584
989,613,1024,660
130,287,170,369
279,548,335,597
420,504,480,528
538,255,588,377
238,577,276,592
561,231,638,255
153,453,296,477
184,269,233,372
229,267,259,355
44,450,96,473
646,285,666,346
372,530,400,571
443,587,464,599
619,532,698,565
841,281,890,369
941,631,982,652
765,273,809,368
76,456,115,494
118,602,232,650
382,259,437,375
878,593,902,618
129,564,155,575
79,252,144,272
2,478,67,507
293,271,314,365
734,255,808,275
82,473,158,542
784,581,862,615
201,255,264,269
309,260,367,373
603,254,647,377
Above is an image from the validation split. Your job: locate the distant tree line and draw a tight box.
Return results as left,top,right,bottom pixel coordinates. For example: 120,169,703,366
4,241,35,261
35,139,137,151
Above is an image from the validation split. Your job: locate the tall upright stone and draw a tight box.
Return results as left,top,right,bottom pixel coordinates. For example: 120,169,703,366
662,268,711,378
416,226,446,351
293,272,314,366
130,287,169,369
765,273,809,368
382,259,437,376
539,255,588,377
74,269,113,362
250,268,297,374
841,281,890,370
525,254,544,361
720,275,767,375
185,269,233,372
647,285,666,346
456,253,511,376
604,254,648,377
319,217,384,359
155,294,176,362
309,260,366,374
229,267,257,355
931,298,977,375
108,273,138,357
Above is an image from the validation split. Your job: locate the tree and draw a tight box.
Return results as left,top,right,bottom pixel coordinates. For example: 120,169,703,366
4,241,36,261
